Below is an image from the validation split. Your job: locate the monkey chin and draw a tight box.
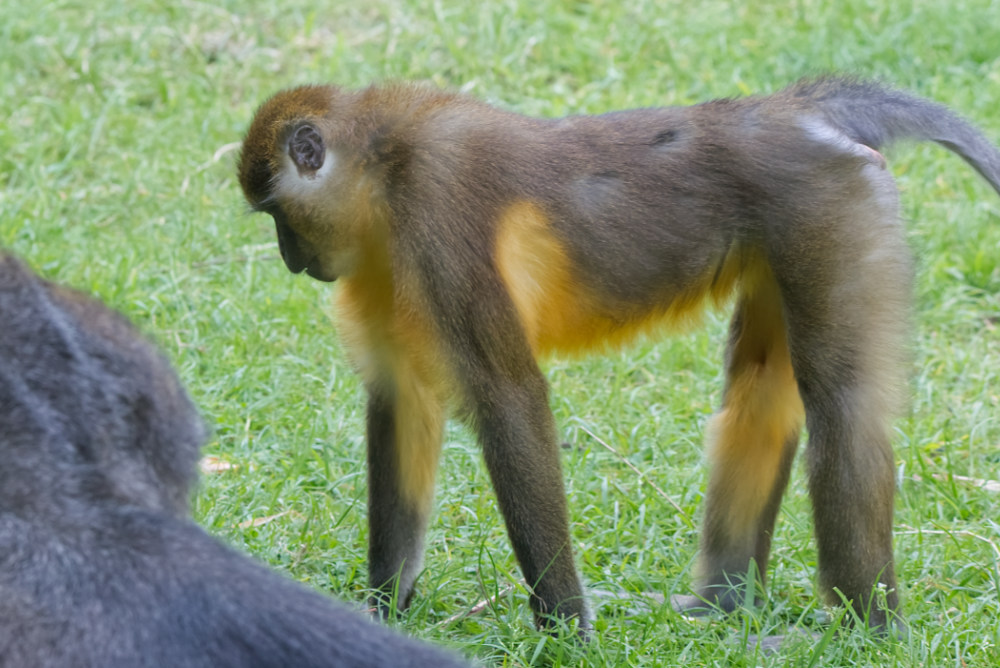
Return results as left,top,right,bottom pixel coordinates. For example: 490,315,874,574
300,247,366,283
281,256,337,282
304,263,337,282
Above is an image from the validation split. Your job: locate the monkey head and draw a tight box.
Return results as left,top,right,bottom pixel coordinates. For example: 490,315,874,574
238,85,390,283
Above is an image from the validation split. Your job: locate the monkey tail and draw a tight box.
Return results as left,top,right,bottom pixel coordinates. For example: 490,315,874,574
795,77,1000,197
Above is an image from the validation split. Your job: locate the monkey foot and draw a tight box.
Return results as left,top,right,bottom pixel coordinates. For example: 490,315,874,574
669,593,723,618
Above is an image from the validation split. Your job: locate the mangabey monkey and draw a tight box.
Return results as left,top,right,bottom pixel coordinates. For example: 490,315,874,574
237,77,1000,633
0,253,470,668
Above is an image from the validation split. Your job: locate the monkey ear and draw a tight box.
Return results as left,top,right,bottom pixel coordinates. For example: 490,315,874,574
288,123,326,173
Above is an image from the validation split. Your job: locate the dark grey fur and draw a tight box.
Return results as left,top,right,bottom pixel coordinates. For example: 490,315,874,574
0,253,470,668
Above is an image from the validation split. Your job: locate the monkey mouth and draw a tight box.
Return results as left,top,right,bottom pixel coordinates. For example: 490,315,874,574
272,216,337,282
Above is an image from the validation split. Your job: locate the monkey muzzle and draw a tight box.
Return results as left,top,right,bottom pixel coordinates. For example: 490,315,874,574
273,213,336,283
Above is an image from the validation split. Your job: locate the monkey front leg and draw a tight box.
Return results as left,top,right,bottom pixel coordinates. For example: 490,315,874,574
365,368,445,617
471,372,588,630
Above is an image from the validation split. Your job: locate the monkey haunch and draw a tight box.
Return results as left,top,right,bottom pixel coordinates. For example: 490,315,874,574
238,77,1000,632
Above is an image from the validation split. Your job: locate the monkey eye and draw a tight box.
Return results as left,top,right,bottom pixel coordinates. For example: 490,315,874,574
289,124,326,173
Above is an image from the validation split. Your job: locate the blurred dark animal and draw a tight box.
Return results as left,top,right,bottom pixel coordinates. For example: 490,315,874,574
0,252,470,668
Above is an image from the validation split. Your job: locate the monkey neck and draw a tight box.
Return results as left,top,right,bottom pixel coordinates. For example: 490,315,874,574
339,217,395,322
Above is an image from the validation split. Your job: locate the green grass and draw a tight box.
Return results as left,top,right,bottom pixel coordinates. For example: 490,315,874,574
2,0,999,665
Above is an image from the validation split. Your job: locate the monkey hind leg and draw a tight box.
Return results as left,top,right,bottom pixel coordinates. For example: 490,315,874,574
777,178,911,632
676,266,804,616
